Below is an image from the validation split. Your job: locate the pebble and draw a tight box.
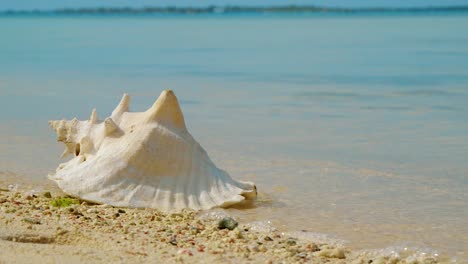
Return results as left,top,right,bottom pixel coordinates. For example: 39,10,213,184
218,217,239,230
248,244,260,252
43,192,52,198
169,236,177,246
286,237,297,246
306,243,319,252
87,208,98,214
23,217,41,225
296,252,307,258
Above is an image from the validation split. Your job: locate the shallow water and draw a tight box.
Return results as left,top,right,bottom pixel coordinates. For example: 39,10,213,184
0,13,467,260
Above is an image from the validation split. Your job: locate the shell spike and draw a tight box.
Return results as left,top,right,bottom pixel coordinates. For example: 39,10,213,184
89,108,98,124
145,89,186,130
111,93,130,120
104,117,119,135
48,120,56,129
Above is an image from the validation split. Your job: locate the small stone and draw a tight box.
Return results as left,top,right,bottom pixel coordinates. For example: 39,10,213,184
57,229,69,236
306,243,319,252
248,244,260,252
286,237,297,246
43,192,52,198
218,217,238,230
296,253,307,258
316,248,346,259
87,208,98,214
264,236,273,241
23,217,41,225
118,209,126,214
169,236,177,246
423,258,437,264
73,210,84,217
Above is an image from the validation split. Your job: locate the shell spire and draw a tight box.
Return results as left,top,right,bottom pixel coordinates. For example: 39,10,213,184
89,109,98,124
145,90,186,131
111,93,130,120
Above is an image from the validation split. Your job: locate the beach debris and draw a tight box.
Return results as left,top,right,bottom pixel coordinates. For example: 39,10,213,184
48,90,256,211
43,192,52,198
50,197,80,208
218,216,239,230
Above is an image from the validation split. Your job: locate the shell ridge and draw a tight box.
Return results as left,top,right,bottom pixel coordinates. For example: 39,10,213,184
195,152,215,209
185,142,198,209
124,169,145,207
171,140,184,210
178,141,192,210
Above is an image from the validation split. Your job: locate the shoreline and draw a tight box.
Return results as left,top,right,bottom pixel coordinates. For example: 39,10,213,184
0,178,448,264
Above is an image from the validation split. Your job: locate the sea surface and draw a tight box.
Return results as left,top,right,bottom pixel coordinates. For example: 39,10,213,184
0,13,467,260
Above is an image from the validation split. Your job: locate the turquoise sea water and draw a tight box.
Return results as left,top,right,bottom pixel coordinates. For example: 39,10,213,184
1,13,467,259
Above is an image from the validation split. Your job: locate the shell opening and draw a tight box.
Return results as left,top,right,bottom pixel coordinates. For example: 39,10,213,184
75,143,81,156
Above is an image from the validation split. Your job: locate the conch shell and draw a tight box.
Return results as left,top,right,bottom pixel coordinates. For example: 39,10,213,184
48,90,256,211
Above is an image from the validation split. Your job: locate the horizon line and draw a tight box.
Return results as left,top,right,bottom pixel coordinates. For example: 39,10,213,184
2,5,468,14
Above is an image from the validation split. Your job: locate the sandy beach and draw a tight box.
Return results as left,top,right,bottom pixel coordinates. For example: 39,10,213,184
0,175,447,264
1,4,468,263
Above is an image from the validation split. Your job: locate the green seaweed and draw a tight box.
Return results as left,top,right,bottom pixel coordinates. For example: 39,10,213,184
50,197,80,208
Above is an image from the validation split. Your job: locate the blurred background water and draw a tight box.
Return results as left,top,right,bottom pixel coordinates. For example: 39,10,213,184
0,12,467,259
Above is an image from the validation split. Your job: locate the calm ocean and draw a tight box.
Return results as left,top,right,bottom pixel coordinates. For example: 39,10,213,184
1,13,467,259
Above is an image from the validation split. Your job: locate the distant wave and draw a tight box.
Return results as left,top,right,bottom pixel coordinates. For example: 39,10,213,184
1,5,468,16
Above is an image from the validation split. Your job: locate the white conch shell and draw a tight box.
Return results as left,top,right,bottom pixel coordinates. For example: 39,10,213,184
49,90,257,211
